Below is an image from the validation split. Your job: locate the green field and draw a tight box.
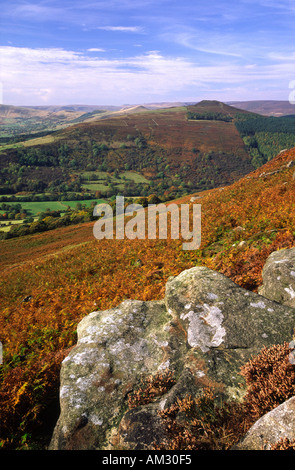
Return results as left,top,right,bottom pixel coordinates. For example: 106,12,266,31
1,199,105,217
0,220,23,232
81,170,150,192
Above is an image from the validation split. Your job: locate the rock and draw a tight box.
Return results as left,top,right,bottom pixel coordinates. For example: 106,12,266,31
258,247,295,308
113,368,201,450
50,266,295,450
165,267,295,396
49,299,178,450
233,396,295,450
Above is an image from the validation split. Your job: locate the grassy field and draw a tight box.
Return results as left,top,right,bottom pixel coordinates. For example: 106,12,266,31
80,170,150,192
0,142,24,153
0,220,23,232
0,198,105,220
22,134,59,147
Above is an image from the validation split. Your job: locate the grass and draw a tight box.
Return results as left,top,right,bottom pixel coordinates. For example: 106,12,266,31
22,135,59,147
79,170,150,183
81,183,110,191
0,199,105,218
0,143,24,153
80,170,150,192
121,171,150,183
0,220,23,232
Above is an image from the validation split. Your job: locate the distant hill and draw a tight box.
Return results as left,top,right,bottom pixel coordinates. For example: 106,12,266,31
189,99,254,117
2,100,294,138
0,101,256,197
3,99,295,200
227,100,295,116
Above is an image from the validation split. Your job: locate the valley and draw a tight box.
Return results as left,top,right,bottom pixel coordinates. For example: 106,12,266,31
1,99,295,240
0,100,256,238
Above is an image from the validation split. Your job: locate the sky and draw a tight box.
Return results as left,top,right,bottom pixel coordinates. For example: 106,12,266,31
0,0,295,106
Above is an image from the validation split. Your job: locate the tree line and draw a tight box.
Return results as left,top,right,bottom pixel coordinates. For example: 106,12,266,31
187,111,233,122
235,116,295,168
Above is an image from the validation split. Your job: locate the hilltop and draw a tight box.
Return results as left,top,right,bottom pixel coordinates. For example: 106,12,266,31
188,99,254,116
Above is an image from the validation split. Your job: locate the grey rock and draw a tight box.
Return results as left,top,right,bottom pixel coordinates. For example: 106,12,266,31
258,247,295,308
165,266,295,399
50,265,295,450
50,299,180,450
233,396,295,450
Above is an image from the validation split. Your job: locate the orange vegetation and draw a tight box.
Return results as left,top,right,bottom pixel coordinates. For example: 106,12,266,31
1,147,295,448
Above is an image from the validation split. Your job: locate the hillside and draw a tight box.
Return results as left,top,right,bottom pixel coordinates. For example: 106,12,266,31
0,102,254,199
0,104,123,138
188,99,254,117
227,100,295,116
1,144,295,449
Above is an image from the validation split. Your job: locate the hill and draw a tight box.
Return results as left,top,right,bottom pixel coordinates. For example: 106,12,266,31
2,100,293,139
0,101,255,199
0,104,126,138
188,99,255,117
227,100,295,116
1,143,295,449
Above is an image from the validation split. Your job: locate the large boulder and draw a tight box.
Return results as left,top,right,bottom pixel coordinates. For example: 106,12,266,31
50,266,295,450
259,247,295,308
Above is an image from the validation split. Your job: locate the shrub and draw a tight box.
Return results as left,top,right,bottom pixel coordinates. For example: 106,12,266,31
153,342,295,450
128,370,176,409
153,388,250,450
240,342,295,420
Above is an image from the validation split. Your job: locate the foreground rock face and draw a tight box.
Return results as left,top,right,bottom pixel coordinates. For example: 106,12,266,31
50,264,295,450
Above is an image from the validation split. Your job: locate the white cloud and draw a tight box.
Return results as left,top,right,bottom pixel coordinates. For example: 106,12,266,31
0,46,293,105
87,48,106,52
96,26,144,33
5,2,67,20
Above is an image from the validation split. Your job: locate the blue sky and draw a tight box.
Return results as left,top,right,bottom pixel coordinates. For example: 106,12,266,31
0,0,295,106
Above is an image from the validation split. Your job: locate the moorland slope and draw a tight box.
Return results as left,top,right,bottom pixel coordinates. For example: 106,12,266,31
1,144,295,449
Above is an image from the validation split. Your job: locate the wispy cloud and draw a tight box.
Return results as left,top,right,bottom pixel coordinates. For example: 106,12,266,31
165,30,245,60
268,52,295,61
87,48,106,52
95,26,144,33
176,33,243,58
3,2,67,20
